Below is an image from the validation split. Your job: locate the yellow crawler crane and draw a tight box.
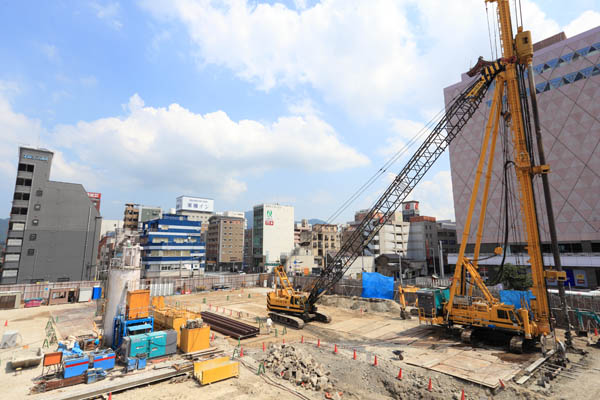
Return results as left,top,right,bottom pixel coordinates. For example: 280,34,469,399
417,0,568,353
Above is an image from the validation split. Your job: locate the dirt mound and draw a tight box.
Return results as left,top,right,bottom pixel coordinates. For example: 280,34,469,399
317,294,402,314
262,343,338,393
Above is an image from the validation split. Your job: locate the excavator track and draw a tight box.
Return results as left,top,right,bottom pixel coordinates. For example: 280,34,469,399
269,312,305,329
314,311,331,323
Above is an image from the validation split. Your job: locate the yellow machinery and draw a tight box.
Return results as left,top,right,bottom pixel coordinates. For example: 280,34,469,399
266,2,570,342
193,356,239,385
152,296,209,350
399,285,419,319
180,323,210,353
417,0,568,353
267,265,330,329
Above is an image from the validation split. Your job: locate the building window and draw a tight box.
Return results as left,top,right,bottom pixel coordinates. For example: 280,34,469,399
36,189,43,197
30,233,37,241
32,219,39,226
18,163,34,172
11,207,28,215
4,254,20,262
27,249,35,256
9,222,25,231
7,238,22,246
34,204,41,211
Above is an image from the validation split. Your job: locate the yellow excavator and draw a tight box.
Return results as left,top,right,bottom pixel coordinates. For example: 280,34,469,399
268,1,571,347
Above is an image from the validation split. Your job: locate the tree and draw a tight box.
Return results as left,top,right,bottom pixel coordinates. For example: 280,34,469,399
501,263,532,291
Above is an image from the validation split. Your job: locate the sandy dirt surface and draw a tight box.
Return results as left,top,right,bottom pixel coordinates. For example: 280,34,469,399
3,287,600,399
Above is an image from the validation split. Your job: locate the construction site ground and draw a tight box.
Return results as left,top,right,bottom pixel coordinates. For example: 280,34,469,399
2,286,600,399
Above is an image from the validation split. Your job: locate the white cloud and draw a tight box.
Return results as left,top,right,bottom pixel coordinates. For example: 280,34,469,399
0,82,44,193
91,1,123,30
379,118,427,157
5,93,366,201
40,43,60,63
563,10,600,38
141,0,596,119
407,170,455,221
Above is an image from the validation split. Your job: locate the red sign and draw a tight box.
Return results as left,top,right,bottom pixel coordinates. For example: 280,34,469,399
265,220,274,226
87,192,101,212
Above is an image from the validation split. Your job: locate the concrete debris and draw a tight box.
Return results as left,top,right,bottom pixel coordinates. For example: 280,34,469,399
263,344,336,393
317,294,401,314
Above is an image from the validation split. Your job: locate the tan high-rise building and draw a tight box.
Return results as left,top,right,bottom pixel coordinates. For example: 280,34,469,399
123,203,139,231
310,224,340,268
206,215,244,272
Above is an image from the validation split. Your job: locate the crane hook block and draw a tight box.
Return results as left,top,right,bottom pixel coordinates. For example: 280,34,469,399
493,246,503,255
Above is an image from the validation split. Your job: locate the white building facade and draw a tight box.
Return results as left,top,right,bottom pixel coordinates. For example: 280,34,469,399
252,204,294,272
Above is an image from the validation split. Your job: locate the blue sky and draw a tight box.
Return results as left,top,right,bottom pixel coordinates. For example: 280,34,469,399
1,0,598,222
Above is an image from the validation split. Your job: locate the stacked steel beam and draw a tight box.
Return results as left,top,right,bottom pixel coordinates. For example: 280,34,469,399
200,312,259,339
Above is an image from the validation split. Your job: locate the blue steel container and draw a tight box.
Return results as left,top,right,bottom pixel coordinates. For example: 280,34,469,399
92,286,102,300
137,357,147,370
91,350,116,370
126,357,137,372
63,354,89,378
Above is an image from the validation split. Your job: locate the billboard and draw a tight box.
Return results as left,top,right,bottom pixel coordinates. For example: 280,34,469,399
176,196,214,212
87,192,101,212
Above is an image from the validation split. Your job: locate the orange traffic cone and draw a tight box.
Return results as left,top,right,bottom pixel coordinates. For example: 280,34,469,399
262,342,266,352
283,338,285,344
397,368,402,380
461,389,465,400
317,339,320,348
108,393,112,400
334,344,338,354
595,327,598,337
301,335,304,344
4,320,7,327
240,347,244,357
373,355,378,366
499,379,505,389
353,349,357,360
427,378,432,392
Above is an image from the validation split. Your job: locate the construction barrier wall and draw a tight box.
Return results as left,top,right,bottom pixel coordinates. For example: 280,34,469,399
0,281,102,304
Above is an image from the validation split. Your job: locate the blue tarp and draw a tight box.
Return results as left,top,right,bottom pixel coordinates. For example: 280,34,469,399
499,290,535,310
362,272,394,300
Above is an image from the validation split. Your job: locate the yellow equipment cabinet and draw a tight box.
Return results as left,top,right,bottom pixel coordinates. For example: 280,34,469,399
126,290,150,320
180,326,210,353
193,356,239,385
154,309,187,346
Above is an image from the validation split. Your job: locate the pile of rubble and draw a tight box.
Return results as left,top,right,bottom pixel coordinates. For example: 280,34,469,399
263,344,337,393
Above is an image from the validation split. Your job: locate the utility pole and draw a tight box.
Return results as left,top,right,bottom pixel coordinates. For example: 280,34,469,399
439,240,444,279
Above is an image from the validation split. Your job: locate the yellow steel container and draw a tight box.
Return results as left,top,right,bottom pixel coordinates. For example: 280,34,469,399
193,356,239,385
151,296,165,310
126,290,150,320
153,309,188,346
180,326,210,353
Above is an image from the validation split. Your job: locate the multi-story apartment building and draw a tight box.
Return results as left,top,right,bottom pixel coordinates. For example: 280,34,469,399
294,219,311,247
175,196,214,237
140,214,205,278
445,27,600,288
252,204,294,272
123,203,139,231
243,228,253,270
2,147,102,284
310,224,340,267
206,215,244,272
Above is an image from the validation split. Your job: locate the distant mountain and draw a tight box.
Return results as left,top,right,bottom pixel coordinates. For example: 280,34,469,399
0,218,8,244
308,219,327,225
